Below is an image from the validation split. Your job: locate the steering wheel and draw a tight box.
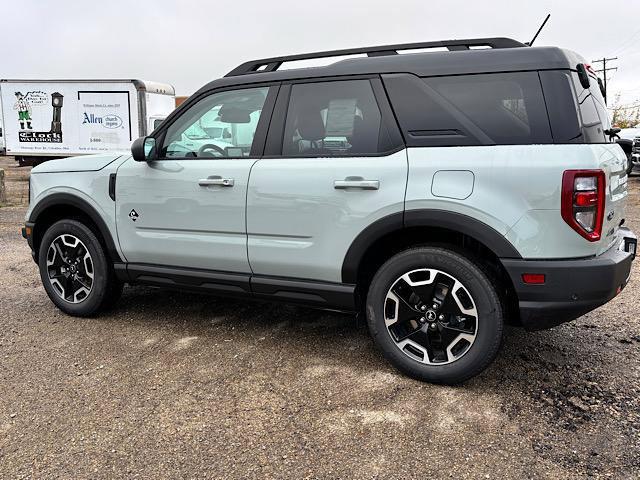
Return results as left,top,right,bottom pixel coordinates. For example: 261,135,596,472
197,144,226,158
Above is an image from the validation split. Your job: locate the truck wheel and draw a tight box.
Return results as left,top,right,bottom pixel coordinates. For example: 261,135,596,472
38,219,115,317
366,247,504,384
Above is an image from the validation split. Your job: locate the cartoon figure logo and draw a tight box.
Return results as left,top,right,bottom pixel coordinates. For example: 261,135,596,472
15,91,63,143
13,92,32,130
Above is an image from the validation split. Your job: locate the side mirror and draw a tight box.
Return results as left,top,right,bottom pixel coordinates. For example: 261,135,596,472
132,136,157,162
606,127,622,141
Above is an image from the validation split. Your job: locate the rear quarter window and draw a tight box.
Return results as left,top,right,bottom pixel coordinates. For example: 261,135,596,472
571,72,610,143
383,72,552,147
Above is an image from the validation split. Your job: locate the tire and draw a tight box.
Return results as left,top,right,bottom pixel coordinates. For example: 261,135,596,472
38,219,115,317
366,246,504,385
627,154,634,176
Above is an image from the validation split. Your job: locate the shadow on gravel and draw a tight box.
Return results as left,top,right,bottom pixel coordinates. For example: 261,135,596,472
99,285,639,476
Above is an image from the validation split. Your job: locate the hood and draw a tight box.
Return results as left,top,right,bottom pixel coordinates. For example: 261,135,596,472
31,153,125,173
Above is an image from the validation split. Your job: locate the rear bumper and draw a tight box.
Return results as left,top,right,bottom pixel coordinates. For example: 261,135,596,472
502,228,636,330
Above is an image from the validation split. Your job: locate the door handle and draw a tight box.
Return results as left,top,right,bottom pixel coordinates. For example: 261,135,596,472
334,177,380,190
198,176,234,187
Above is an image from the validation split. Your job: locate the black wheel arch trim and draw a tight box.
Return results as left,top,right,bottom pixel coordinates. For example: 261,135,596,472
28,192,123,263
341,209,522,283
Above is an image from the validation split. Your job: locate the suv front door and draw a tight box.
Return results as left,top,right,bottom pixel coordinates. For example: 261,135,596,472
116,85,277,272
246,78,406,284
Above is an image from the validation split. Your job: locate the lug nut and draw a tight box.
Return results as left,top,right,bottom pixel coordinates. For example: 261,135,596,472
420,305,426,311
438,314,445,321
429,323,437,330
419,317,426,324
432,303,438,309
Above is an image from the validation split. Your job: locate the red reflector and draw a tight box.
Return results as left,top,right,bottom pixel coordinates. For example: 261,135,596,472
522,273,546,284
574,191,598,207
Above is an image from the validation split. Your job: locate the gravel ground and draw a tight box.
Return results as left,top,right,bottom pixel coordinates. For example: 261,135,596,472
0,158,639,479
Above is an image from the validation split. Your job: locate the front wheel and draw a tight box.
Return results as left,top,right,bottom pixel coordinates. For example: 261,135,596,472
366,247,504,384
38,219,116,316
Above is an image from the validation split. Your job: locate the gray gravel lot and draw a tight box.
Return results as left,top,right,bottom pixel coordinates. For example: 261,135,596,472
0,162,639,478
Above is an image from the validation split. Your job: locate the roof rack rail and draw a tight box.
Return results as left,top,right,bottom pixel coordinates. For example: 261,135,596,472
225,37,525,77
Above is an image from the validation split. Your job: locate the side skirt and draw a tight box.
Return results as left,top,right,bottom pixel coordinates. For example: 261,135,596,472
114,263,357,312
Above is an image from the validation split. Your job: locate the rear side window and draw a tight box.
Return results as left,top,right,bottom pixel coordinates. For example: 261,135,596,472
383,72,553,146
538,70,582,143
571,72,610,143
282,80,396,156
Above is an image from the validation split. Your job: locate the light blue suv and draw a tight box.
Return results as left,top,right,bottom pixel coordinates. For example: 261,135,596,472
23,38,637,384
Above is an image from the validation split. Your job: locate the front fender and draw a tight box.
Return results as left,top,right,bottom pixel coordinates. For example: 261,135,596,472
28,189,124,263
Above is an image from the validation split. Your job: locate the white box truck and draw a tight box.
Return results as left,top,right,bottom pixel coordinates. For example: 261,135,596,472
0,79,175,166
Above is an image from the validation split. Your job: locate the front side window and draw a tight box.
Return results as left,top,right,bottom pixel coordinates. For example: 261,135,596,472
282,80,393,156
161,86,269,158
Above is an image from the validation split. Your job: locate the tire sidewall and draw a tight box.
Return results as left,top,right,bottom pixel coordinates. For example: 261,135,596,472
38,220,109,316
366,247,503,384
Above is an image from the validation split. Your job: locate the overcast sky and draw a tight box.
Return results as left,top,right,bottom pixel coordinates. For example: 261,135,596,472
3,0,640,106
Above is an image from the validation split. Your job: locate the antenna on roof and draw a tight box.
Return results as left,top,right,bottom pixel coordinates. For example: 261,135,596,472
526,14,551,46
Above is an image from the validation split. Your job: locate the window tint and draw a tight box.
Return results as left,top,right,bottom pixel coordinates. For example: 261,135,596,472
571,72,609,143
538,70,582,143
161,87,268,158
383,72,552,146
282,80,394,156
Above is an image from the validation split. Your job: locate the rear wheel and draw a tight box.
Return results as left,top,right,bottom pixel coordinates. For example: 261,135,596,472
366,246,504,384
38,219,116,316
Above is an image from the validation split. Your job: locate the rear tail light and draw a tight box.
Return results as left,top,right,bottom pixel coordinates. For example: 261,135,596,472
561,170,606,242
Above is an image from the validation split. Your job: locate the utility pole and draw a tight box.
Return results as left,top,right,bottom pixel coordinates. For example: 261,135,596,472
592,57,618,104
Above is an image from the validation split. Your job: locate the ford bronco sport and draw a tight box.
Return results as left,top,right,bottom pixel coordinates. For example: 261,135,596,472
23,38,637,384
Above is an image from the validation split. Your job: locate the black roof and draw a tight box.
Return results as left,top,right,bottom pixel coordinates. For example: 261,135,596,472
196,38,584,96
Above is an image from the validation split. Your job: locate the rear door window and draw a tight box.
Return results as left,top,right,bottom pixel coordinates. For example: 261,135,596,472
281,79,398,157
383,72,552,146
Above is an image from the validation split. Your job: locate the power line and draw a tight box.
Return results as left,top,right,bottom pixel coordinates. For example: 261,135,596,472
609,27,640,56
592,57,618,104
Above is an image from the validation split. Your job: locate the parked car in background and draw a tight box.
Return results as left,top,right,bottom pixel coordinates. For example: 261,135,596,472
0,79,175,166
617,127,640,173
22,38,636,384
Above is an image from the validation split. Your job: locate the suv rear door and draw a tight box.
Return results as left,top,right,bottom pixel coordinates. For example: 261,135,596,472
246,77,406,284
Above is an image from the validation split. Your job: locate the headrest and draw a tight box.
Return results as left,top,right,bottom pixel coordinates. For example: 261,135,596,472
296,108,325,141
